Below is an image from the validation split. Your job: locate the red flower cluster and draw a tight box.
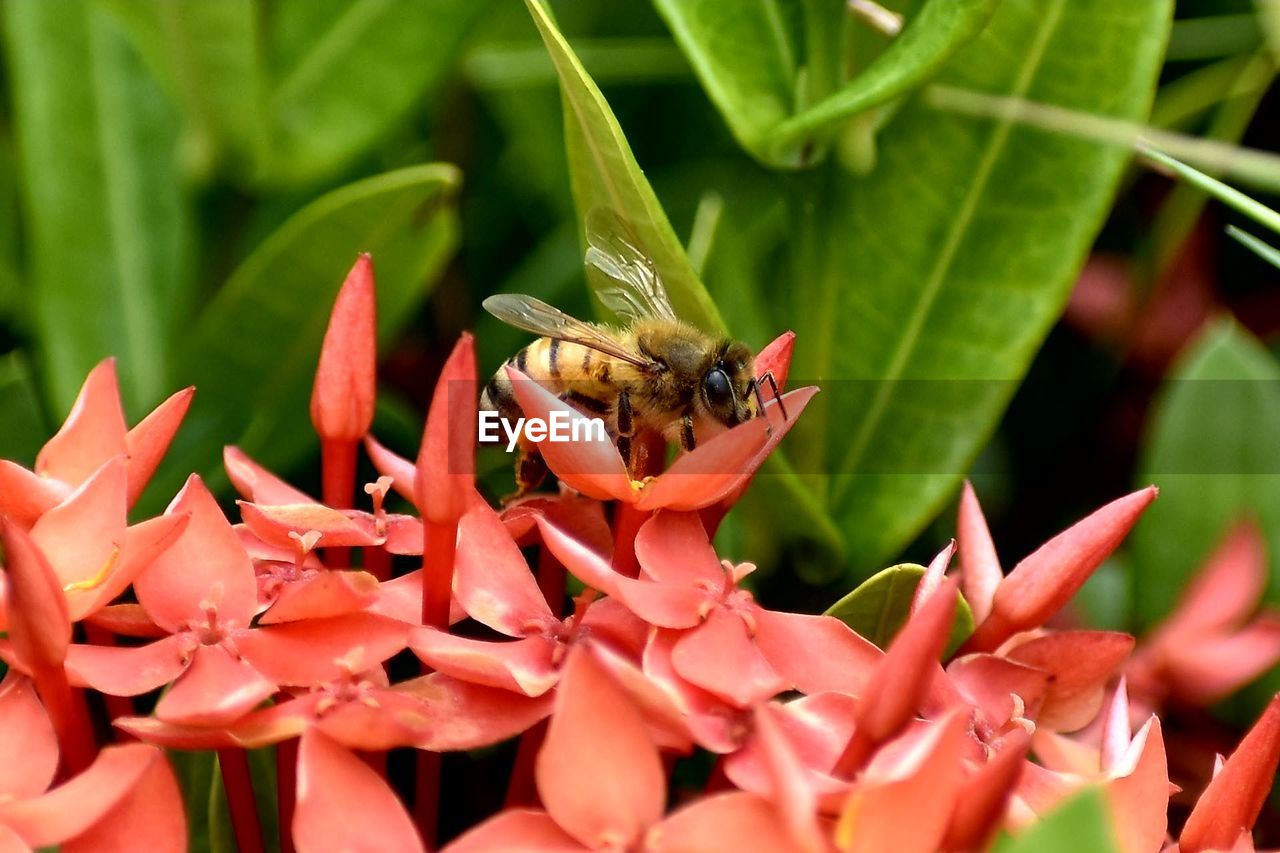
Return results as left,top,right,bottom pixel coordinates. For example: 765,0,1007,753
1,256,1279,852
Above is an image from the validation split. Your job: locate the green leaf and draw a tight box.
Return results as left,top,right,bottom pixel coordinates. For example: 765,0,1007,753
797,0,1170,572
3,0,191,413
97,0,265,179
171,750,217,853
148,164,460,510
1131,319,1280,627
824,563,975,654
266,0,488,185
524,0,724,333
0,352,48,465
991,787,1120,853
1229,225,1280,269
652,0,995,167
769,0,999,163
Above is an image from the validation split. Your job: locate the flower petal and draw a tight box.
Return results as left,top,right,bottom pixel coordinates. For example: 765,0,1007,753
537,646,664,848
444,809,582,853
753,330,794,390
946,654,1050,730
295,729,424,853
69,514,190,623
0,460,69,528
31,456,127,588
1163,520,1267,639
1181,693,1280,853
154,645,275,725
506,367,633,502
454,501,553,634
64,634,189,696
671,609,787,707
123,386,194,510
236,613,409,686
112,716,238,750
223,446,313,505
957,481,1002,624
365,569,466,625
635,387,818,512
943,728,1031,851
83,603,166,639
1107,717,1170,853
753,609,882,696
61,746,186,853
0,673,58,799
1165,616,1280,704
1007,631,1134,732
971,487,1157,652
239,502,380,549
1,518,71,669
401,674,553,751
634,510,723,586
35,359,127,486
310,254,377,443
534,516,624,598
257,570,379,624
134,475,257,631
410,629,559,697
0,743,157,847
649,792,794,852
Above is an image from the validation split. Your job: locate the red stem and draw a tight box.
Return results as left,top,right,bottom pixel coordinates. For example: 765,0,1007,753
32,665,96,777
81,624,136,735
218,748,264,853
277,737,298,853
832,730,875,779
536,547,566,618
611,505,646,578
321,438,358,567
415,751,441,847
363,545,391,582
505,719,547,808
421,519,457,630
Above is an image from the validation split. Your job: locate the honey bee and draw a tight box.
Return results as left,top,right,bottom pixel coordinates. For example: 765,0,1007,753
480,210,785,495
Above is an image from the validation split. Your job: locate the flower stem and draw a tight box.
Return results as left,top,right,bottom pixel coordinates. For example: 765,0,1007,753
421,519,457,630
32,665,96,777
321,438,359,567
277,737,298,853
415,750,441,846
218,748,264,853
611,505,646,578
364,545,391,582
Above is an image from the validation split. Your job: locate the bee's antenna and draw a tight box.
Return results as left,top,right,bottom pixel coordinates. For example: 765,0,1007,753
760,371,788,422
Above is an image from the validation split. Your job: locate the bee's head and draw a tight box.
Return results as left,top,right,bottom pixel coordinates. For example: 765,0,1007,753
700,341,755,427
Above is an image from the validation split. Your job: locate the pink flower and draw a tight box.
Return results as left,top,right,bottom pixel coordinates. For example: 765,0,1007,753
1127,521,1280,713
0,359,192,526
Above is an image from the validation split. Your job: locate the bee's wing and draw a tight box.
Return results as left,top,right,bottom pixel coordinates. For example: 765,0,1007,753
482,294,653,368
584,208,678,322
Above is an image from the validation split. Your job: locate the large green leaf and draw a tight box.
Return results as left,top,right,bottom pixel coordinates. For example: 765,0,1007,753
265,0,488,186
98,0,266,179
797,0,1171,573
0,352,47,465
1131,320,1280,627
824,562,974,654
524,0,724,333
3,0,190,413
652,0,998,167
148,164,460,508
992,787,1120,853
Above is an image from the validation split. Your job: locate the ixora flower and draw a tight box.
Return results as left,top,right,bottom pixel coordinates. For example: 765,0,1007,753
52,475,410,726
445,645,805,853
536,508,881,707
0,358,192,527
1126,520,1280,714
0,672,185,853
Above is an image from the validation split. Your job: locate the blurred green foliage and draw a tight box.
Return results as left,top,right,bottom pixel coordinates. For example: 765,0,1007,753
0,0,1275,635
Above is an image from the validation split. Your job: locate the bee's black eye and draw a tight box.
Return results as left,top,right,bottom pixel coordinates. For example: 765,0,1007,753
703,368,733,408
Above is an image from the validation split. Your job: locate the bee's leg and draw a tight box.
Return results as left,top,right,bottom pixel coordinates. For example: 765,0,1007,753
616,389,635,474
679,411,697,452
504,445,548,503
759,371,788,421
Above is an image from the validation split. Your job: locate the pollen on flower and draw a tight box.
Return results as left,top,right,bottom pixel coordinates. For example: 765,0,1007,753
62,547,120,593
